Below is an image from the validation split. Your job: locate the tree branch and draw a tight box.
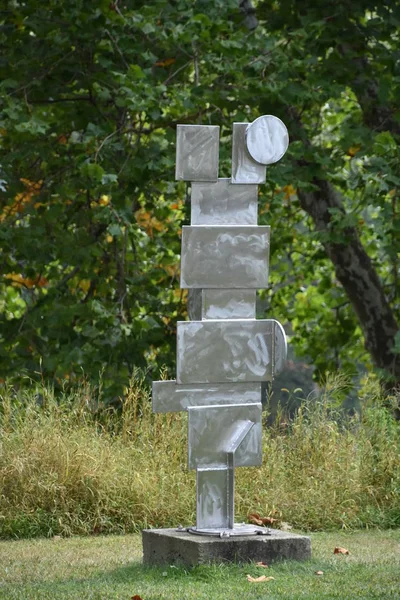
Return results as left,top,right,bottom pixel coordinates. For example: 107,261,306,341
27,96,92,104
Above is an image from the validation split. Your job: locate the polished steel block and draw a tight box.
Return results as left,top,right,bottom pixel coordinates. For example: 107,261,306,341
180,226,270,289
232,122,266,184
191,178,258,225
176,125,219,182
246,115,289,165
188,403,262,470
177,319,287,384
196,468,231,530
202,289,256,320
152,380,261,413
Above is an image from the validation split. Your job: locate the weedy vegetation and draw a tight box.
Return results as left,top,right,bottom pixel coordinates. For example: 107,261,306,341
0,372,399,538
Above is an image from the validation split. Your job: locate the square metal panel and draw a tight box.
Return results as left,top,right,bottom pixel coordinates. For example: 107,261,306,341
202,289,256,320
232,122,266,184
177,319,287,384
180,226,270,289
191,178,258,225
175,125,219,182
196,468,231,529
152,380,261,413
188,403,262,470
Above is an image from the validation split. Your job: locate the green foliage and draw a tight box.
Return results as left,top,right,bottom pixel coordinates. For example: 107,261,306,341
1,1,400,390
0,375,399,538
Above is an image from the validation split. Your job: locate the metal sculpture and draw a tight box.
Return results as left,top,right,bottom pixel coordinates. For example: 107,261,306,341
152,116,289,536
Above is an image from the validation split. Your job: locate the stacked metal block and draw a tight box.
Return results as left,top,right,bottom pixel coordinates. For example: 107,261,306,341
152,116,289,535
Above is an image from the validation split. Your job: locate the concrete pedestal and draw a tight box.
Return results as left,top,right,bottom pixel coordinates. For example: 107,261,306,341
142,527,311,566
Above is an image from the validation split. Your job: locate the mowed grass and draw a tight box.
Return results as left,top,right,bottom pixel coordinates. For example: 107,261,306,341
0,530,399,599
0,373,399,538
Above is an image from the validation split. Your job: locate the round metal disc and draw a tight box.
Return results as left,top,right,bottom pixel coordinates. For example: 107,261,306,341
245,115,289,165
187,524,272,537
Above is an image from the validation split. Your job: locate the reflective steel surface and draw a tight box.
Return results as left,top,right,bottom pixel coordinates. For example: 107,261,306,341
191,178,258,225
202,289,256,320
152,380,261,413
175,125,220,182
231,122,266,184
152,116,289,534
188,403,262,469
246,115,289,165
180,226,270,289
196,468,231,530
176,319,286,384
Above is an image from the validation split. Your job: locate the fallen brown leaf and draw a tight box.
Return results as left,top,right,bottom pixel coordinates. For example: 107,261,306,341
247,575,275,583
334,546,350,555
256,561,269,568
248,512,263,526
315,570,324,576
131,595,143,600
261,516,279,526
248,512,279,527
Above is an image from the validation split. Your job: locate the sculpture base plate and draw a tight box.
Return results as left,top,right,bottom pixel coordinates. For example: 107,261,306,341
187,523,269,537
142,526,311,566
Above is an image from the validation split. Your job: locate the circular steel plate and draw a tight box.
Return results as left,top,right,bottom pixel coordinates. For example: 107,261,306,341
187,524,272,537
246,115,289,165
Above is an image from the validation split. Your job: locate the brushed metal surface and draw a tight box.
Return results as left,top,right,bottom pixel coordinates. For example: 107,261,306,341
202,289,256,320
226,419,255,454
151,115,290,537
177,319,287,384
188,403,262,470
180,226,270,289
226,455,235,529
196,468,230,530
188,288,203,321
274,319,287,374
152,380,261,413
246,115,289,165
175,125,219,182
231,122,266,184
191,178,258,225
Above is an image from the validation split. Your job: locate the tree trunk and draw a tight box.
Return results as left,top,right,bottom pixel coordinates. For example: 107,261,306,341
297,177,400,388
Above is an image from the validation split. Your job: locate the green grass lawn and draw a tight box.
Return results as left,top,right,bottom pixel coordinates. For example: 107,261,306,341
0,530,399,599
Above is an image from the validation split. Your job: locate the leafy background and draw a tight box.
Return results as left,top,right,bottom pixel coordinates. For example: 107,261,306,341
1,0,399,399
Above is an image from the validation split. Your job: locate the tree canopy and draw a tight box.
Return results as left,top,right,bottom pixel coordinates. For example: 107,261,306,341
1,0,399,397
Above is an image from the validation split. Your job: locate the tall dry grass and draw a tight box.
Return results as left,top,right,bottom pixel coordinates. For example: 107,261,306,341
0,373,399,538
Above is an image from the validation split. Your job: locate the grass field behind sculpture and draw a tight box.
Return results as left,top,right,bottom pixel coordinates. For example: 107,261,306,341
0,373,399,538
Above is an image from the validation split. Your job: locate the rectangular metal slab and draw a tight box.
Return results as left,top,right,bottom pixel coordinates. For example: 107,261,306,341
232,122,266,184
188,403,262,470
202,289,256,320
177,319,287,384
176,125,219,182
180,226,270,289
152,380,261,413
191,178,258,225
196,468,231,530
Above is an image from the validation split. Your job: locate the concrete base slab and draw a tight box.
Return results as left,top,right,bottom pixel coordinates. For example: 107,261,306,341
142,527,311,566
